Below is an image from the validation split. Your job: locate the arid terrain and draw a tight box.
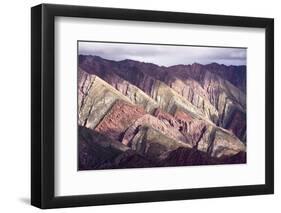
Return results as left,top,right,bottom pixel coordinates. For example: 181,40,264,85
78,55,246,170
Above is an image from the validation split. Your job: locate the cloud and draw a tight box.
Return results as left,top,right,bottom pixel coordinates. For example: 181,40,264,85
79,41,246,66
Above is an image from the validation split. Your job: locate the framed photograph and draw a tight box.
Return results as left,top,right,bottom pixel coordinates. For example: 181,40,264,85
31,3,274,209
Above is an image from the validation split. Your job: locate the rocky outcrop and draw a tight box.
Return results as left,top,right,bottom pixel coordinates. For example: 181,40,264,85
79,69,159,123
79,126,246,170
153,107,245,158
166,62,246,93
78,70,133,129
90,69,159,113
79,57,209,122
121,113,191,147
127,126,192,161
95,100,146,141
79,126,156,170
78,55,247,170
171,109,208,147
207,127,245,158
205,63,246,93
171,108,245,158
149,80,208,118
79,55,246,141
202,71,246,141
166,77,219,124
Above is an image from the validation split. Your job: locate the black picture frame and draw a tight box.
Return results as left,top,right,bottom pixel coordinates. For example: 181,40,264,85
31,3,274,209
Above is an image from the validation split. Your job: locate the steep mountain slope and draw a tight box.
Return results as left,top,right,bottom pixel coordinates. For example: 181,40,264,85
78,70,160,128
79,126,155,170
79,126,246,170
95,100,146,141
78,70,132,129
78,75,245,158
78,54,247,170
79,55,246,142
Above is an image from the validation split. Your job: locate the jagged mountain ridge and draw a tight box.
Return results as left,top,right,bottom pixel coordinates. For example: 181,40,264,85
79,55,246,142
78,55,246,170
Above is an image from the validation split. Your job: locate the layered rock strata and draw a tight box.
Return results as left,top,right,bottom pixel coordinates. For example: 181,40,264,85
78,55,247,170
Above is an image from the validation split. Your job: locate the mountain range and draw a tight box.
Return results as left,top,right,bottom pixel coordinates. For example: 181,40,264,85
78,55,246,170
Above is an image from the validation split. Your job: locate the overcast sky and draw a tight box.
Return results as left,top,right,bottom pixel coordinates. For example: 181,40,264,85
78,41,246,66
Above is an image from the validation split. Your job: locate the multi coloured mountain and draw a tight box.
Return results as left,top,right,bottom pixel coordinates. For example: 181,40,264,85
78,55,246,170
